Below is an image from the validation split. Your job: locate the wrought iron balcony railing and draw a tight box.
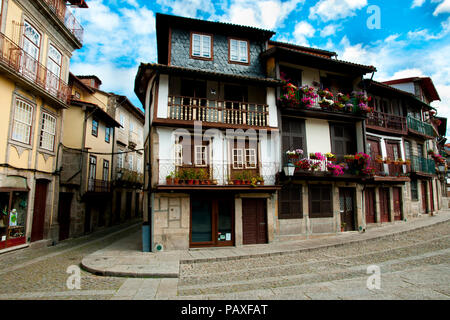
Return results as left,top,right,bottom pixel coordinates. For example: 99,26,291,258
407,115,434,137
366,111,407,134
167,96,269,127
0,32,71,104
408,156,436,175
42,0,84,44
87,179,111,193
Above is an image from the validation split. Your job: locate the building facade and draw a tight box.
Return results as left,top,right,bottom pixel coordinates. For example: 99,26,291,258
0,0,86,250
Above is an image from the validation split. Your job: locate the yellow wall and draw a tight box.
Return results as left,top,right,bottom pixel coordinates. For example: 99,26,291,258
83,90,109,111
0,76,14,163
62,106,84,149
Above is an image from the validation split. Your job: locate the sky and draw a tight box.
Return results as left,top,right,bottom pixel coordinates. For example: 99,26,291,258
69,0,450,136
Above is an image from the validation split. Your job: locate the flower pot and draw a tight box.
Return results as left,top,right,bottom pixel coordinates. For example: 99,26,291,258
206,180,211,185
173,178,179,185
166,178,173,185
194,180,200,185
188,180,194,185
234,180,241,185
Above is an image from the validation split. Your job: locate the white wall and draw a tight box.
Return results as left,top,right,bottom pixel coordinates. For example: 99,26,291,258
267,87,278,128
305,119,331,153
389,82,415,95
157,74,169,119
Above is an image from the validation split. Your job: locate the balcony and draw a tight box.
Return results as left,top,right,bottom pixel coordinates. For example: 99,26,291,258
157,159,280,190
409,156,436,175
42,0,84,44
115,168,144,186
371,159,409,181
407,115,434,138
129,131,139,148
366,111,407,135
0,32,71,105
87,179,111,193
167,96,269,128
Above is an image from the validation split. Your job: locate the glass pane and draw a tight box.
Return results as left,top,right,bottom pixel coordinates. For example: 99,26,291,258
191,199,212,243
218,200,232,242
8,192,28,240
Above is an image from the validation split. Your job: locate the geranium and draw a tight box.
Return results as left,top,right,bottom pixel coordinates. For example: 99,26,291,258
295,159,311,170
310,152,326,161
325,152,336,160
318,88,334,99
301,97,315,108
327,162,345,176
337,93,351,103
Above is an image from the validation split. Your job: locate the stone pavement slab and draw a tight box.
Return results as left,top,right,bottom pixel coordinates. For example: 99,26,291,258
82,211,450,279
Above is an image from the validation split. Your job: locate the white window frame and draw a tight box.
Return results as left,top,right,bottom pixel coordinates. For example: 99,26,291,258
136,157,142,173
191,33,211,59
39,112,56,151
117,151,124,169
128,154,134,171
229,39,248,63
194,145,207,167
22,21,41,78
232,148,244,169
103,159,109,181
119,113,125,130
46,44,62,93
12,99,34,145
245,148,257,169
174,143,183,166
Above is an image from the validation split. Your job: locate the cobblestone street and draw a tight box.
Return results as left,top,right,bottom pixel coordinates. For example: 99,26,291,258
0,219,449,300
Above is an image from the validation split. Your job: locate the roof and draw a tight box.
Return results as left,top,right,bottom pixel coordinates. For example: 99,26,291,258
268,40,337,58
382,77,440,102
156,12,275,65
261,46,376,75
67,0,89,8
134,63,282,107
76,75,103,86
70,98,122,128
69,73,95,94
363,79,434,111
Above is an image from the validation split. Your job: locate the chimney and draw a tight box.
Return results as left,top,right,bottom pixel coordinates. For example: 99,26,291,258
77,75,102,89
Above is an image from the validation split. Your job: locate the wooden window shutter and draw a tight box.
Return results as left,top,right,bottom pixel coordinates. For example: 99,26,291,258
279,184,302,219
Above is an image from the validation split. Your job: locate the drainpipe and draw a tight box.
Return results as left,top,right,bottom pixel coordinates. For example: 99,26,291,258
110,119,116,226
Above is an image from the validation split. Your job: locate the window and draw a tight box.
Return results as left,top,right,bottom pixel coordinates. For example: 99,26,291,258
282,118,306,161
46,44,62,92
103,160,109,181
119,114,125,129
117,151,124,169
195,145,207,166
136,157,142,173
330,123,356,161
411,179,418,201
39,112,56,151
279,184,303,219
174,143,183,166
92,119,98,137
22,21,41,77
89,156,97,180
12,99,33,144
74,91,81,99
191,33,212,59
105,127,111,143
279,65,302,88
405,140,411,160
232,149,244,169
229,39,249,64
245,149,257,169
309,185,333,218
129,120,134,133
128,154,134,171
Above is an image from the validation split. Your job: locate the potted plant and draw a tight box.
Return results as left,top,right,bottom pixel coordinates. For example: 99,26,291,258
186,169,194,185
341,222,346,232
166,172,174,185
257,176,264,185
325,152,336,162
233,172,242,185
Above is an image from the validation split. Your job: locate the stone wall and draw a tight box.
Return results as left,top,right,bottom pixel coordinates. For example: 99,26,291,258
170,28,266,78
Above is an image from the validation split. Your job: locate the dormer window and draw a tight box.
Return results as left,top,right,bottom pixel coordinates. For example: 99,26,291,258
229,38,249,64
190,33,212,60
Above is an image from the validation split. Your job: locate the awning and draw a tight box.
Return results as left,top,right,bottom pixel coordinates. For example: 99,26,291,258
0,176,29,190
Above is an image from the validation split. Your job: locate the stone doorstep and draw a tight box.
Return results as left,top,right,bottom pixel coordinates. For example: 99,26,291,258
0,243,29,255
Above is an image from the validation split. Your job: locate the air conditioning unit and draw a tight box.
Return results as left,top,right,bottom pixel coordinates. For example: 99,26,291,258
154,243,164,252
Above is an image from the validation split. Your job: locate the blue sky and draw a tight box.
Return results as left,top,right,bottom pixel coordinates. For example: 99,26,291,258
70,0,450,135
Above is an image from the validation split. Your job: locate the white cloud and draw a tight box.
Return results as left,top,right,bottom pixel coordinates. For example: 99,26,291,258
387,68,425,80
407,17,450,40
155,0,216,18
309,0,367,22
320,24,341,37
219,0,304,30
411,0,426,8
434,0,450,15
293,21,315,46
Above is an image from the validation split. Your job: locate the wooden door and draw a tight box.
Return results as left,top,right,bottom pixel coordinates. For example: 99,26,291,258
365,188,376,224
421,181,428,213
386,141,401,176
379,188,390,223
429,181,434,212
31,180,48,242
58,192,73,241
393,187,402,221
339,188,355,231
242,198,267,245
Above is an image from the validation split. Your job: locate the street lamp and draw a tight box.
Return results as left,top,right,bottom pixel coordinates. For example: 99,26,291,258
283,163,295,177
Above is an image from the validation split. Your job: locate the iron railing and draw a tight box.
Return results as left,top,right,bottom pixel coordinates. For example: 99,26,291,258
87,179,111,193
167,96,269,127
42,0,84,44
366,111,407,133
409,156,436,175
407,115,434,137
157,159,280,186
0,32,71,104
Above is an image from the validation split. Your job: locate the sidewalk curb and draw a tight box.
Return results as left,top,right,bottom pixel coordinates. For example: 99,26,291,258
80,262,179,278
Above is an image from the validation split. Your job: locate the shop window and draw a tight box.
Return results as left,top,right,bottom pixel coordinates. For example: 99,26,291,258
0,191,28,249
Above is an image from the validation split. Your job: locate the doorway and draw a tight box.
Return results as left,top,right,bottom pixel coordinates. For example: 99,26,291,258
365,188,376,224
190,196,234,247
393,187,402,221
58,192,73,241
31,180,49,242
379,187,390,222
339,188,356,231
421,181,428,213
242,198,267,245
429,181,434,213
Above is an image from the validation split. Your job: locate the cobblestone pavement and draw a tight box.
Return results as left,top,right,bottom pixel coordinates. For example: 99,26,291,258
178,221,450,300
0,220,449,300
0,221,140,300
